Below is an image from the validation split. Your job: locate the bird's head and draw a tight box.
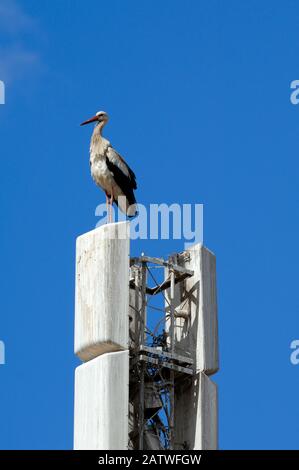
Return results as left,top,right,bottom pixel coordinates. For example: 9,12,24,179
80,111,109,127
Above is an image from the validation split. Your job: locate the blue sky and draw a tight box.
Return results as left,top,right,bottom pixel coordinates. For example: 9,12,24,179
0,0,299,449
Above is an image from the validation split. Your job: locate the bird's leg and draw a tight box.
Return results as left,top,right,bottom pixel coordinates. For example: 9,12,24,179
106,194,109,224
110,192,114,223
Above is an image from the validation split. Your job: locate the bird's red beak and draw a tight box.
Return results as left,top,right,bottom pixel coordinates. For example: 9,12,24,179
80,115,98,126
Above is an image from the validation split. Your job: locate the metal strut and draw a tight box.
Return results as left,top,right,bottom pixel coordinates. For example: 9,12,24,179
129,254,195,450
138,261,147,450
169,266,175,449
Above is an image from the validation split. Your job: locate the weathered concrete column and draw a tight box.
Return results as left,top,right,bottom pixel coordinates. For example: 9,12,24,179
166,243,219,450
74,222,130,450
174,373,218,450
167,243,219,374
74,351,129,450
75,222,130,361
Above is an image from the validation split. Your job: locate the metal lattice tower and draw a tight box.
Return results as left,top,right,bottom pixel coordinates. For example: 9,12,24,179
129,256,195,450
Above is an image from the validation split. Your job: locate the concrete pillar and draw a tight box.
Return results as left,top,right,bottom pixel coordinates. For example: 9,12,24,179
166,243,219,374
166,243,219,450
74,222,130,450
174,373,218,450
74,351,129,450
75,222,130,361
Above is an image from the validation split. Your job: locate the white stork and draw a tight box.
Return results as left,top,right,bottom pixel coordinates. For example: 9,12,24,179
80,111,137,221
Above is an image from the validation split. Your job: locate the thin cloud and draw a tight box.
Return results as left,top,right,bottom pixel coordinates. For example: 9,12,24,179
0,0,41,83
0,44,39,83
0,0,34,35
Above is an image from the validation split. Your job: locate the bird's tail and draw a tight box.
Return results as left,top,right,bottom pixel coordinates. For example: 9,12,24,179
115,194,138,218
127,202,138,218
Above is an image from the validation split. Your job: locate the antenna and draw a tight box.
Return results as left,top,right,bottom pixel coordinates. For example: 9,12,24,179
73,221,219,450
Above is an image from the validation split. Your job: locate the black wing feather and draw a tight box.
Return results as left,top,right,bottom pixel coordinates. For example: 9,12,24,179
106,156,137,206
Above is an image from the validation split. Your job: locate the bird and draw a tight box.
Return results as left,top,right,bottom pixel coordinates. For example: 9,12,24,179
80,111,137,222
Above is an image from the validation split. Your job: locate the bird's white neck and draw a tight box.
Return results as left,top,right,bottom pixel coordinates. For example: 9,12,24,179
93,121,106,137
90,126,110,157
